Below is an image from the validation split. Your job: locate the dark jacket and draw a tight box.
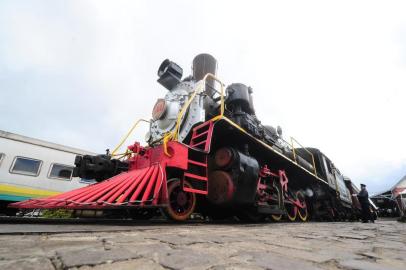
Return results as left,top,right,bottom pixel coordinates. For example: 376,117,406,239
357,189,369,205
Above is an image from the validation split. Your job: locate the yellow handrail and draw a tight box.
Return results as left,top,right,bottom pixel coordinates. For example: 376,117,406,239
173,83,204,141
290,137,297,163
162,83,204,156
111,119,150,156
209,78,318,178
205,73,225,120
163,73,225,156
290,137,317,176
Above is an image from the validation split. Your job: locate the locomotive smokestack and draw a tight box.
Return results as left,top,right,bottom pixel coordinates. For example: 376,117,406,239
192,53,218,97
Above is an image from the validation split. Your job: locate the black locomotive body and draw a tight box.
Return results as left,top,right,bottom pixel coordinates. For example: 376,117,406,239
11,54,370,222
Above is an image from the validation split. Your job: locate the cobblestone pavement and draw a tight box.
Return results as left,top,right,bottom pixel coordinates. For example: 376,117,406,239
0,219,405,270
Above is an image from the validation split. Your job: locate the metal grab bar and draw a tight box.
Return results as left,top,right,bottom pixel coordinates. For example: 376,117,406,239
163,73,225,156
174,73,225,139
111,119,150,156
290,137,317,176
204,73,225,119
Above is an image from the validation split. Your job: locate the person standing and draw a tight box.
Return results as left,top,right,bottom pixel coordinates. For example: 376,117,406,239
356,184,374,223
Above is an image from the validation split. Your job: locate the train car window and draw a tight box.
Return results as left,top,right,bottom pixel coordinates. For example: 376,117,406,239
0,153,4,167
79,178,97,184
10,156,42,176
49,164,74,180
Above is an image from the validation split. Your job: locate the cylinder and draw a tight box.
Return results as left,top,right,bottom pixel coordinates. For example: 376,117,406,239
192,53,218,96
208,170,235,204
214,147,234,169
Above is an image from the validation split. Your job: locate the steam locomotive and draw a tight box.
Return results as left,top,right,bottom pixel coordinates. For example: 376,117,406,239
11,54,368,222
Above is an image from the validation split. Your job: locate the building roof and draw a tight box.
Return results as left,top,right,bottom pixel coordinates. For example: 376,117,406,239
392,175,406,190
391,175,406,197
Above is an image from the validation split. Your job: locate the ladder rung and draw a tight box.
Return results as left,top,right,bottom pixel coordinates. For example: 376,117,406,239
188,160,207,167
194,122,211,132
192,130,209,140
191,140,207,148
184,173,207,181
183,187,208,195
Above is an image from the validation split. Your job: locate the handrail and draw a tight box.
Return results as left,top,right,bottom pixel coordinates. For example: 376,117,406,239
162,81,205,156
111,119,150,156
205,73,225,120
160,72,319,180
209,77,319,179
290,137,317,176
163,73,225,156
173,82,205,141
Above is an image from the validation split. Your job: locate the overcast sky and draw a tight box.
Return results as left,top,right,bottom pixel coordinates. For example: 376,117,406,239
1,0,405,193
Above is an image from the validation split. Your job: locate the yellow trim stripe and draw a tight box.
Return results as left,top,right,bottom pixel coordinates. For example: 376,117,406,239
0,184,60,198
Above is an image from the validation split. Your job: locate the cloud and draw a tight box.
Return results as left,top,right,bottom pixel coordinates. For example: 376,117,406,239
1,0,405,192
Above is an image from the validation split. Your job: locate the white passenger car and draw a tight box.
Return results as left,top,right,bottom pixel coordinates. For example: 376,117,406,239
0,130,96,212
